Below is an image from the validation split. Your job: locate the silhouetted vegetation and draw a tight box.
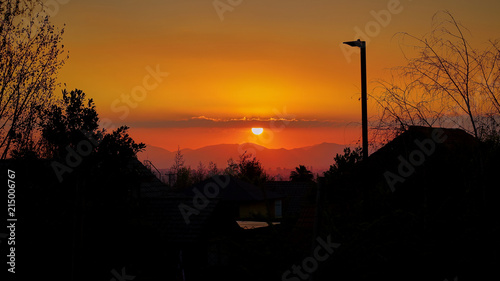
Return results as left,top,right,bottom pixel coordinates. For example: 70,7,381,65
323,146,363,180
5,87,149,280
37,89,99,158
0,0,67,158
290,165,314,182
236,151,270,185
373,11,500,142
170,149,271,189
36,89,145,161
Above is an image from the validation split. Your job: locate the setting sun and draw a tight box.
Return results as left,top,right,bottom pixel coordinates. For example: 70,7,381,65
251,128,264,135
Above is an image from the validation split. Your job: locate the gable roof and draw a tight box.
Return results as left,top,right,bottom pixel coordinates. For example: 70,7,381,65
371,126,476,160
327,126,480,219
363,126,477,184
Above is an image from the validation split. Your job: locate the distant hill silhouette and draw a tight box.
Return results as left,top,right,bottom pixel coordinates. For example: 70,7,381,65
138,142,348,175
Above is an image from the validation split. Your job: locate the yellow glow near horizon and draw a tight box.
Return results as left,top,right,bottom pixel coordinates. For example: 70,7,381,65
251,128,264,135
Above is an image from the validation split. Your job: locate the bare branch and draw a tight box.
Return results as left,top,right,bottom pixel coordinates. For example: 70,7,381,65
372,12,499,140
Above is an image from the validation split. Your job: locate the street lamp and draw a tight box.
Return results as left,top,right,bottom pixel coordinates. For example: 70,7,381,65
343,39,368,160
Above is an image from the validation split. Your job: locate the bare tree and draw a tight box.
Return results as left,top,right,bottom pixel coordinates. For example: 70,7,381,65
207,161,219,176
193,161,206,182
373,11,500,141
475,41,500,115
0,0,67,158
170,145,184,173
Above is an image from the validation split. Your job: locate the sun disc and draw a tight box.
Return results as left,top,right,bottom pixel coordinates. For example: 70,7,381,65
251,128,264,135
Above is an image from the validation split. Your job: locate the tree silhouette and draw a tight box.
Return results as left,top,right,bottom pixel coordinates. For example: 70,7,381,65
237,152,269,185
169,146,196,189
0,0,67,158
38,88,144,163
39,89,99,158
224,157,238,177
224,153,268,184
96,125,146,161
208,161,219,176
171,145,184,173
373,11,500,141
193,161,206,183
290,165,314,182
174,166,193,190
324,147,362,179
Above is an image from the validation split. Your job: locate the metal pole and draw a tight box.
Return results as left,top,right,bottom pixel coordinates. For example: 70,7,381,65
360,42,368,160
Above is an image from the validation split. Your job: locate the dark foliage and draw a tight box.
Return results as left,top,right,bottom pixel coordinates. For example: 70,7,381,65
290,165,314,182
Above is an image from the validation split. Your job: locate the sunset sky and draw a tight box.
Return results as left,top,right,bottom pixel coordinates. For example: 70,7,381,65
50,0,500,151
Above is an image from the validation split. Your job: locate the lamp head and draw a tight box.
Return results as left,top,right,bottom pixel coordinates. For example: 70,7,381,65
343,39,365,48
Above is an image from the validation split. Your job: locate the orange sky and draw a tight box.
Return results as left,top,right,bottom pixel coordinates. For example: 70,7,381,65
49,0,500,151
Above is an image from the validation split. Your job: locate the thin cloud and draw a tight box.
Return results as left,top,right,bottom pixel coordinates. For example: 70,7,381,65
127,116,355,129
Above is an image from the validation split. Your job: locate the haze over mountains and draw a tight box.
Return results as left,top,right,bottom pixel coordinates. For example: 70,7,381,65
137,142,349,178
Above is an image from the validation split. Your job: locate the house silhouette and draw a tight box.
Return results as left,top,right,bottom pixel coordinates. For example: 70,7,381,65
316,126,498,281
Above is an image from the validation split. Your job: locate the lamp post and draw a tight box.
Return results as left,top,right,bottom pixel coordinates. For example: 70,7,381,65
343,39,368,160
